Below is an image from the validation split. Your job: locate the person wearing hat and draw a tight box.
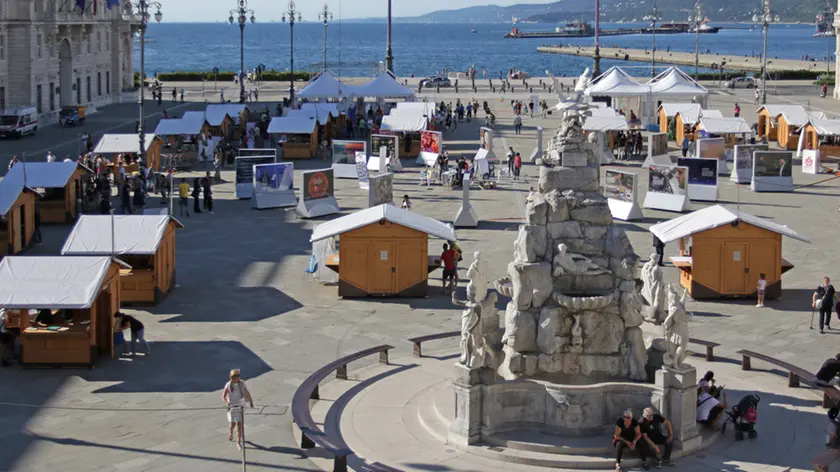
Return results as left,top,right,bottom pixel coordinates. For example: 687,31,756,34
640,407,674,467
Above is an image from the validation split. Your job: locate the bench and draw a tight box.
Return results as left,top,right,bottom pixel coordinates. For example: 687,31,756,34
291,344,394,472
812,448,840,472
407,331,459,358
736,349,840,408
689,338,721,362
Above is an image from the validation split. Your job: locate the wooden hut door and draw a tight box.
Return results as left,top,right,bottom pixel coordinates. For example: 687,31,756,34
14,206,24,251
722,242,749,294
369,241,396,294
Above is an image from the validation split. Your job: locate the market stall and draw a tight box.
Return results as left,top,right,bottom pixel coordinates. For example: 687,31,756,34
756,105,825,150
696,116,752,149
205,104,250,139
297,70,356,100
583,113,629,159
673,109,723,146
93,133,162,171
584,67,650,128
657,103,701,139
154,115,208,169
287,109,331,145
0,256,123,367
61,215,182,305
351,71,416,100
311,204,456,298
299,102,344,138
649,205,809,299
0,180,38,256
801,119,840,159
3,162,91,224
380,111,429,158
267,116,318,159
646,67,709,113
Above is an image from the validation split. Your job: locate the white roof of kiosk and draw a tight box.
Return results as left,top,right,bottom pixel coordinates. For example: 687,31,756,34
0,179,35,216
154,118,202,136
204,104,248,126
0,256,117,309
381,113,428,132
699,116,752,134
649,205,810,244
267,116,317,134
809,118,840,136
297,70,355,99
647,67,708,97
675,108,722,124
658,102,701,118
3,162,88,190
756,105,826,127
62,215,183,256
352,71,415,99
583,115,629,132
584,67,649,97
311,204,456,242
396,102,436,116
94,134,158,154
298,103,341,119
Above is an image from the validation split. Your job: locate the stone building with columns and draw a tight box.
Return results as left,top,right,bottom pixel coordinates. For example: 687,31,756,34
0,0,136,121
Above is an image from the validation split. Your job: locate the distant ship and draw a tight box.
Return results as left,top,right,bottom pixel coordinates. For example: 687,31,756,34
689,18,720,33
814,8,835,37
471,29,477,33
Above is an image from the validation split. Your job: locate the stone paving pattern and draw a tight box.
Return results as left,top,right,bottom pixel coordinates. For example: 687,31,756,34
0,78,839,471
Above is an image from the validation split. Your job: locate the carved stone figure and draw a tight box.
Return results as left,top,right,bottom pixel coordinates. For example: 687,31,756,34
454,253,495,369
466,251,488,304
553,243,611,276
641,252,666,321
663,285,690,369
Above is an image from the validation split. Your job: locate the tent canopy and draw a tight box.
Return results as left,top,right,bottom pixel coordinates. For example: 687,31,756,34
311,204,456,242
352,71,415,99
93,134,158,154
658,102,701,118
647,67,708,97
757,105,826,127
675,108,722,124
0,256,119,309
396,102,436,117
809,118,840,136
3,162,89,190
649,205,810,244
298,103,342,120
154,117,205,136
61,215,183,256
699,116,751,134
583,115,629,132
297,70,356,99
380,113,428,132
584,67,649,97
267,116,317,135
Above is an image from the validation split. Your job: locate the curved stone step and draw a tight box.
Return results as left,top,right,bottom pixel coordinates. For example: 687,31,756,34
467,442,640,469
485,431,613,455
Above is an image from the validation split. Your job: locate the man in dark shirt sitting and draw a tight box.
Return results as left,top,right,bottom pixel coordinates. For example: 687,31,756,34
640,407,675,466
813,277,839,334
816,353,840,386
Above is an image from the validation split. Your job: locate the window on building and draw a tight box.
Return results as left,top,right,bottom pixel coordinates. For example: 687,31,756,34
76,77,81,104
86,76,91,102
49,82,55,111
97,31,101,52
0,35,5,60
106,71,110,94
97,72,101,96
0,87,5,110
36,34,42,58
36,85,42,114
87,37,91,54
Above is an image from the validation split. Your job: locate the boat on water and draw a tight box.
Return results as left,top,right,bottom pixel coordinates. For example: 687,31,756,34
471,29,477,34
814,8,835,37
689,19,720,34
504,21,595,38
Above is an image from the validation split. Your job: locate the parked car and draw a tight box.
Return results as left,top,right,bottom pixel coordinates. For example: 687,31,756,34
724,77,757,89
59,106,87,128
0,106,38,139
419,76,452,88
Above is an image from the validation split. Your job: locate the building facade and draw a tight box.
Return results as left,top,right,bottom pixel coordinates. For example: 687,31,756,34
0,0,136,121
835,4,840,99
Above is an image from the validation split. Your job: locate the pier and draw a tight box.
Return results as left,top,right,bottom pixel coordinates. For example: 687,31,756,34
536,45,834,73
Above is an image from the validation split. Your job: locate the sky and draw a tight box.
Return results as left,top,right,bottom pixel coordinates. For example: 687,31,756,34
162,0,557,22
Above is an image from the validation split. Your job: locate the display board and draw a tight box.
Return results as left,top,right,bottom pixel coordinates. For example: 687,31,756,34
296,168,340,218
677,157,719,202
355,152,370,190
604,169,643,221
480,127,494,158
417,130,442,166
333,140,367,178
751,151,794,192
454,175,479,227
368,173,394,208
695,137,728,175
369,134,400,173
371,134,399,162
474,148,490,179
238,148,278,159
802,149,821,175
235,155,276,199
643,165,690,212
252,162,297,209
643,132,672,167
730,144,768,184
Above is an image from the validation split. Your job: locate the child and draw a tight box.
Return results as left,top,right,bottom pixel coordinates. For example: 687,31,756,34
401,195,412,211
756,273,766,307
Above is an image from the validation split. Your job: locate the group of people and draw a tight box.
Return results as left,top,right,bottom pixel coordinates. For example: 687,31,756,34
613,407,675,471
615,131,645,161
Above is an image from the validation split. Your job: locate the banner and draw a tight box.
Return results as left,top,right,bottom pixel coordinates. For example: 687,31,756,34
677,158,718,186
371,134,399,161
735,144,767,172
480,127,494,155
802,149,820,175
333,140,366,164
254,163,293,193
604,170,636,203
420,130,441,154
696,137,725,160
648,165,688,196
235,156,275,184
303,169,334,201
368,173,394,207
355,152,369,189
754,151,792,177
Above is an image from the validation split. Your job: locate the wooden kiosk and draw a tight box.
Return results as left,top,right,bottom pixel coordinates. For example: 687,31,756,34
61,215,182,305
673,109,722,146
93,134,163,171
268,116,318,159
756,105,818,150
205,104,250,139
650,205,809,300
802,119,840,157
4,162,90,224
311,204,456,298
657,103,700,140
696,117,751,149
0,181,38,256
0,256,123,367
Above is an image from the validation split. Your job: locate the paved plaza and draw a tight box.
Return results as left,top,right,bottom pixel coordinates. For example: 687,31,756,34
1,78,840,471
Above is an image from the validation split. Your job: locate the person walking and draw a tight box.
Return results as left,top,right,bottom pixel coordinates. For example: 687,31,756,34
401,194,412,210
201,171,214,214
734,103,741,118
754,87,760,105
178,178,190,217
132,179,145,213
222,369,254,451
681,135,690,158
639,408,674,466
514,113,522,134
191,178,202,215
507,147,516,176
115,312,150,356
513,152,522,181
756,273,767,308
120,180,133,215
813,277,839,333
180,88,185,103
653,235,665,267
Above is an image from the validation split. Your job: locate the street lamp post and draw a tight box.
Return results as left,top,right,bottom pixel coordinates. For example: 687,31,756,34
593,0,601,77
229,0,255,104
385,0,394,72
124,0,162,168
753,0,779,105
282,1,302,106
644,5,661,78
688,0,702,77
318,4,332,71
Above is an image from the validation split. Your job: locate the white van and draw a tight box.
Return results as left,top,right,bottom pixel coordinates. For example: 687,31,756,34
0,106,38,138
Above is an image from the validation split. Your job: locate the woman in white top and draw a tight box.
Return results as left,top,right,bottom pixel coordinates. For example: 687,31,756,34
222,369,254,450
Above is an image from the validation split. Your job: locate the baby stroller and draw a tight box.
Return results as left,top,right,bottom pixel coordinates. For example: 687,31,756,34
721,394,759,440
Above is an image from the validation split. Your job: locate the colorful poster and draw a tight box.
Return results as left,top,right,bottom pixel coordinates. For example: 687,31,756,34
355,152,369,189
420,130,441,154
802,149,820,175
235,156,275,185
753,151,792,177
604,170,636,203
302,169,334,201
333,140,366,164
480,127,494,154
371,134,399,161
734,144,766,172
696,137,725,160
648,165,688,196
677,158,718,186
253,163,294,193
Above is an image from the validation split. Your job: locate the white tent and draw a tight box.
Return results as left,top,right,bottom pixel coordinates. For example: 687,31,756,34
699,117,751,135
311,204,456,242
396,102,436,117
584,67,649,97
380,113,428,133
647,67,708,99
298,103,342,120
93,134,158,154
352,71,415,99
649,205,810,244
297,70,355,99
61,215,183,256
0,256,119,309
267,116,317,135
583,115,629,132
3,162,88,189
154,118,205,136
